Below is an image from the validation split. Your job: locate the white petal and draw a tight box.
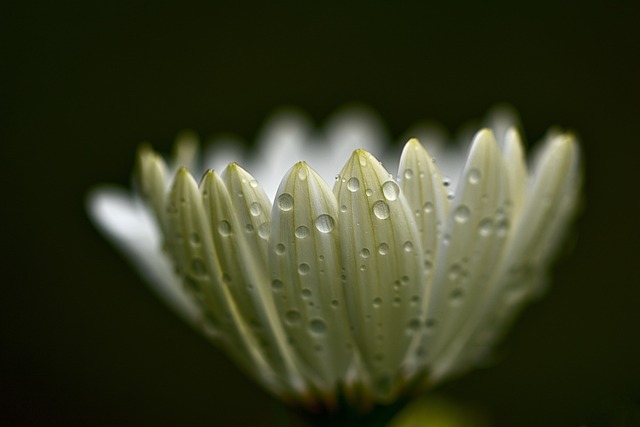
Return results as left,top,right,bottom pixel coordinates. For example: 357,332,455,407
397,138,451,267
432,133,581,378
502,128,528,218
269,162,353,393
334,149,425,402
199,167,307,396
424,130,511,375
86,186,199,324
167,169,289,392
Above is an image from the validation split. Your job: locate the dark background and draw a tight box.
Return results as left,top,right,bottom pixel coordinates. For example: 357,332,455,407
3,1,639,426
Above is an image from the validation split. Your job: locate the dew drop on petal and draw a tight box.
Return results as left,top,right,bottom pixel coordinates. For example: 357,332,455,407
191,259,206,277
496,218,510,237
298,263,310,275
347,177,360,192
271,279,283,291
468,168,481,184
190,232,201,245
249,202,262,217
309,318,327,334
478,218,493,236
302,288,312,298
365,189,373,197
454,205,471,223
373,297,382,308
295,225,309,239
407,318,421,332
340,204,348,212
258,222,270,238
378,242,389,255
382,181,400,201
450,287,465,304
359,156,367,167
360,248,370,258
245,223,254,233
297,167,308,181
218,220,231,236
331,299,339,308
423,202,433,213
404,169,414,179
403,241,414,252
285,310,301,324
372,200,390,219
277,193,294,211
315,214,335,233
275,243,286,254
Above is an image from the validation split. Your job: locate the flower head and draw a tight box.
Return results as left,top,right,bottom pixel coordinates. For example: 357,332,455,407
88,106,581,414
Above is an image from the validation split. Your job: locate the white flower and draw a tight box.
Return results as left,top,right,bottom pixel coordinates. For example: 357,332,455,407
87,106,581,413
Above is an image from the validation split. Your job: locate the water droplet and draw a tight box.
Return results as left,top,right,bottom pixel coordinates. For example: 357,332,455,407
360,248,370,258
191,259,206,277
309,318,327,334
496,218,510,237
425,318,437,332
410,295,420,305
360,264,366,271
318,255,325,261
403,241,413,252
302,288,312,298
285,310,301,324
423,202,433,213
443,177,451,186
249,202,262,216
393,296,401,305
468,168,481,184
373,297,382,307
347,177,360,192
297,167,308,181
275,243,286,254
424,260,432,272
258,222,270,238
315,214,335,233
454,205,470,223
372,200,390,219
245,223,254,233
475,219,492,237
249,179,258,188
407,318,421,332
359,155,367,166
277,193,294,211
448,264,462,281
295,225,309,238
378,243,389,255
382,181,400,201
271,279,283,291
404,169,414,179
401,275,410,284
190,232,200,245
450,287,465,304
365,189,373,197
218,220,231,236
298,263,310,275
331,299,339,308
340,204,348,212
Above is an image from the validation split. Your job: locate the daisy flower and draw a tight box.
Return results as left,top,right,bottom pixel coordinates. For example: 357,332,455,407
87,105,581,417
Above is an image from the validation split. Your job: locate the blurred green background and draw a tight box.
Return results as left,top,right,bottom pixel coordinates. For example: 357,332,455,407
3,1,639,425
